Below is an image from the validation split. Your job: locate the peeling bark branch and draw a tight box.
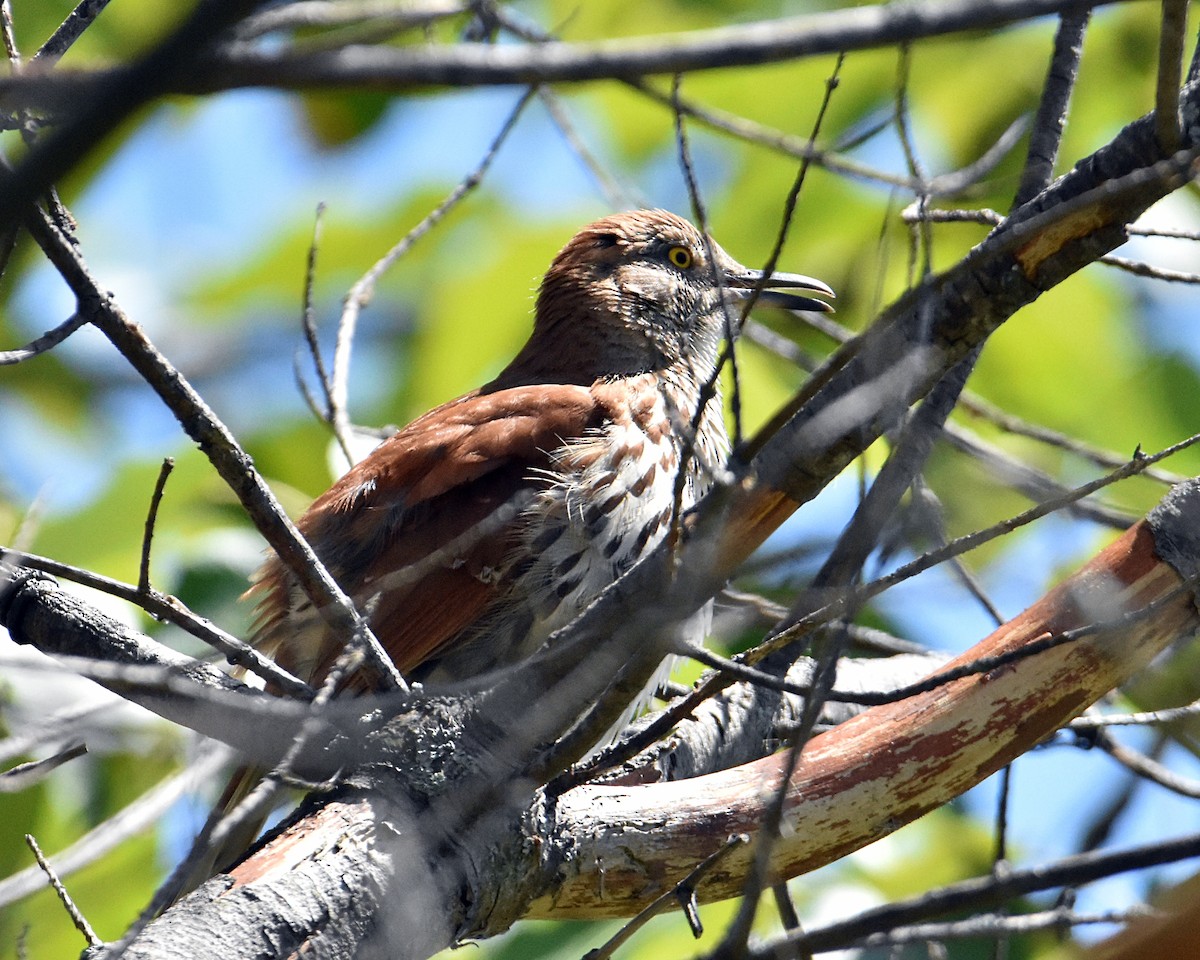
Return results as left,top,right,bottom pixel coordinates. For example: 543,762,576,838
82,477,1200,958
533,488,1200,918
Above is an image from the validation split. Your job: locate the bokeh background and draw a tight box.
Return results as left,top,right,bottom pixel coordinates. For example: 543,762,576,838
3,2,1200,957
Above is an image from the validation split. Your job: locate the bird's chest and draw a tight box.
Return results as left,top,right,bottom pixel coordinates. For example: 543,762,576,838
517,390,725,636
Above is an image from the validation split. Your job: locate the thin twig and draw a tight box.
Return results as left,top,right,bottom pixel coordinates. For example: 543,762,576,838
735,54,844,341
1,546,313,698
1091,726,1200,799
847,907,1156,949
761,832,1200,956
329,86,536,461
293,202,357,463
32,0,114,61
957,391,1185,486
0,312,88,364
912,479,1007,626
1156,0,1188,152
583,835,748,960
941,420,1137,530
1070,699,1200,728
24,834,101,948
537,88,642,209
0,702,104,765
300,202,333,417
1100,252,1200,283
1014,11,1089,207
0,0,26,278
0,746,231,910
138,457,174,595
895,43,933,282
1,742,87,792
236,0,467,40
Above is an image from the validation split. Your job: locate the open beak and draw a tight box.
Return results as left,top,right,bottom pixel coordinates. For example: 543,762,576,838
725,268,835,314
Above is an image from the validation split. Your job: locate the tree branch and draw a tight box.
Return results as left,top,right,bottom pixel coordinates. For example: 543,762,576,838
0,0,1124,110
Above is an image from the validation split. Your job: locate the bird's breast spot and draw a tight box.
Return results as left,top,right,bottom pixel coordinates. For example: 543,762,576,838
476,565,502,584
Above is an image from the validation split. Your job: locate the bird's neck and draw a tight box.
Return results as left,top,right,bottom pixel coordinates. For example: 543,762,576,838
487,312,721,396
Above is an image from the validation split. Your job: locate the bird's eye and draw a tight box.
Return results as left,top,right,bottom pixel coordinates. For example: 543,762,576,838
667,245,693,269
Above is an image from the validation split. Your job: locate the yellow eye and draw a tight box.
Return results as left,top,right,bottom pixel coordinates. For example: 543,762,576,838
667,245,693,269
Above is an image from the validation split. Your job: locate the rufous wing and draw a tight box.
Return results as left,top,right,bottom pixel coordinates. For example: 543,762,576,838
247,384,604,687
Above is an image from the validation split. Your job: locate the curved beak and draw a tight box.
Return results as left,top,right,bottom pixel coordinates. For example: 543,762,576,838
725,268,835,314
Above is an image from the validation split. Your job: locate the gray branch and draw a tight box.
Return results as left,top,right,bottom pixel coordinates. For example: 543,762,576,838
0,0,1126,111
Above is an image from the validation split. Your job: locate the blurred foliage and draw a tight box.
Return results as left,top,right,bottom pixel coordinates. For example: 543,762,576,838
2,1,1199,957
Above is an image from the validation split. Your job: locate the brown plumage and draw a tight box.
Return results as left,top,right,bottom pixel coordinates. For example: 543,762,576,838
186,210,832,891
248,209,833,695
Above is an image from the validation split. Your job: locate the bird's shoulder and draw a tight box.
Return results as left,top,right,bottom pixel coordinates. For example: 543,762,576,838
312,382,610,515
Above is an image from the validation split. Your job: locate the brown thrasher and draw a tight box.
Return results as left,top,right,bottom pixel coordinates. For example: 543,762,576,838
248,209,833,701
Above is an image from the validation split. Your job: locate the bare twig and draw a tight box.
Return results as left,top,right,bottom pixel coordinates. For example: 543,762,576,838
583,835,748,960
1091,727,1200,799
138,457,174,595
895,43,933,281
1100,252,1200,283
1070,699,1200,728
0,702,105,765
33,0,115,61
758,833,1200,956
752,53,846,312
957,391,1185,486
24,834,101,948
0,742,86,793
0,312,88,364
329,87,536,461
941,421,1138,530
0,0,1121,104
537,89,642,209
1,546,313,698
238,0,466,39
0,746,231,909
1014,11,1089,207
1156,0,1188,152
846,908,1156,949
292,202,357,463
1,0,20,77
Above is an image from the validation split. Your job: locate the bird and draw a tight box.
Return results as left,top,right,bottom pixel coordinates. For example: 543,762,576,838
186,210,833,891
246,209,834,704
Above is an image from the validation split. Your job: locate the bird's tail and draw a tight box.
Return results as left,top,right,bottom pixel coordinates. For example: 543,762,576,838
175,762,275,899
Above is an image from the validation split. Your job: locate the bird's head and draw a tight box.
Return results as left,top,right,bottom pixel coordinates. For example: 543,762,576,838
499,209,833,387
